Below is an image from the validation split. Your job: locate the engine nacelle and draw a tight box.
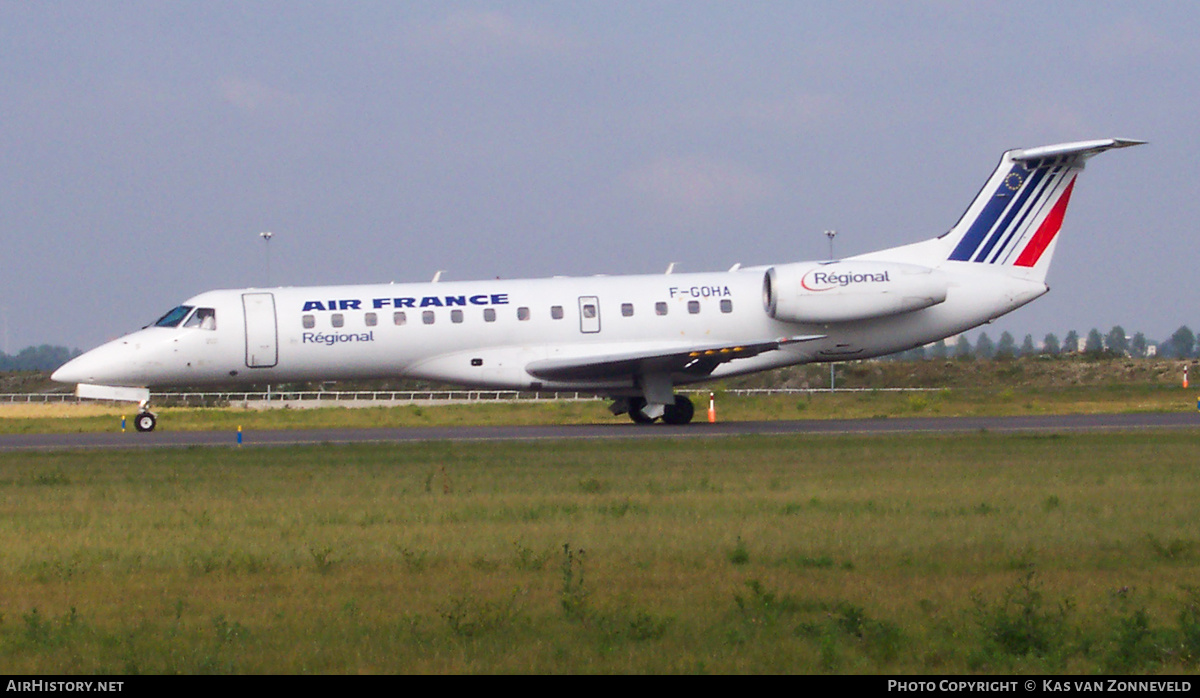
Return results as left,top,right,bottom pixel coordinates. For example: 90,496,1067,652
763,260,948,324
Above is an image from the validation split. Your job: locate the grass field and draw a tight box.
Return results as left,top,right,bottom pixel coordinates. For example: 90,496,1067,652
0,381,1196,434
2,430,1200,673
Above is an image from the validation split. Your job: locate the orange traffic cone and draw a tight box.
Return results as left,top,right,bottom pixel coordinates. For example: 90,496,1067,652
707,392,716,423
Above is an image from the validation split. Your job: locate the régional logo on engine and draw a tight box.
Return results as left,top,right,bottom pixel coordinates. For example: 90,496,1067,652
800,269,891,292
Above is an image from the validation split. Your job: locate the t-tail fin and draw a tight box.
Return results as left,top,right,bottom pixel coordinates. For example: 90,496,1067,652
941,138,1144,280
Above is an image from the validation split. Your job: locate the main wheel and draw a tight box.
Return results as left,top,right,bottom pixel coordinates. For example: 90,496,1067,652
661,395,695,425
627,397,656,424
134,412,157,433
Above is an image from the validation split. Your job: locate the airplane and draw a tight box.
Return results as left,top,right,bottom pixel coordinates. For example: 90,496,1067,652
52,138,1144,432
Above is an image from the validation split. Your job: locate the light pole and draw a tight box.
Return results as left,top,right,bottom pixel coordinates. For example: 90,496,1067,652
259,231,274,286
824,230,837,391
258,231,275,400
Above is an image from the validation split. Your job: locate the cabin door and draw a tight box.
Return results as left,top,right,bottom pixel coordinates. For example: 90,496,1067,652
242,292,278,368
578,296,601,334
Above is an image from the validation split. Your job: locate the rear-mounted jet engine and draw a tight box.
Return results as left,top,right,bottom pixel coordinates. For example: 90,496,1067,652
763,261,949,324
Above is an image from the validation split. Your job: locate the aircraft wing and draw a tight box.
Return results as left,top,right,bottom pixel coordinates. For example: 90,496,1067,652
524,335,825,382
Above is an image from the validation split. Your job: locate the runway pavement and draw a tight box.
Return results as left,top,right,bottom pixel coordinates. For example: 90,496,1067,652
0,412,1197,452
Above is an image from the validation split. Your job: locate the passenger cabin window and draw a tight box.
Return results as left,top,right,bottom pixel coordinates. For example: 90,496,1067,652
720,299,733,313
184,307,217,330
484,308,496,322
365,312,378,327
451,309,464,324
518,307,530,321
655,302,668,316
303,314,315,329
551,306,564,320
331,313,345,328
687,300,700,314
154,305,193,328
422,310,435,325
621,303,634,317
582,304,597,319
394,311,407,326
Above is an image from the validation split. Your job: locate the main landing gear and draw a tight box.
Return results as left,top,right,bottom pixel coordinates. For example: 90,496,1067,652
618,395,696,425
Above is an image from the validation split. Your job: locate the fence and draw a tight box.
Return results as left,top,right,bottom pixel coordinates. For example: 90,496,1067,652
1,386,937,406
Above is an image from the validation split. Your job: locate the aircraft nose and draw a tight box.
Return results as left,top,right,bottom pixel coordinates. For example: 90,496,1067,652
49,363,72,383
51,351,103,384
51,339,142,386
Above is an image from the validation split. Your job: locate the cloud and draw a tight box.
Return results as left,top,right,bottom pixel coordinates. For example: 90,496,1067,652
1086,16,1179,63
621,155,778,220
1018,104,1091,138
216,76,301,116
411,10,572,59
741,93,845,135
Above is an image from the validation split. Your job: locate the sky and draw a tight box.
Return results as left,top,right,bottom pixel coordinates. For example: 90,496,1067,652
1,2,1195,352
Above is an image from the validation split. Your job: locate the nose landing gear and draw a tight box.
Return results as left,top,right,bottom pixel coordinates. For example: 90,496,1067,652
134,396,157,433
134,411,157,432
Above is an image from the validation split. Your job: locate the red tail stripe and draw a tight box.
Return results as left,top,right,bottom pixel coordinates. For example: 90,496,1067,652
1014,176,1076,267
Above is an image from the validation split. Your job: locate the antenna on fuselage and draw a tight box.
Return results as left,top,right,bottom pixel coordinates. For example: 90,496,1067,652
664,262,677,275
431,270,444,283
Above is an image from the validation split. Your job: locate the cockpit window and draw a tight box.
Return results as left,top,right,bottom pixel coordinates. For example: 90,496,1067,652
153,305,194,328
183,307,217,330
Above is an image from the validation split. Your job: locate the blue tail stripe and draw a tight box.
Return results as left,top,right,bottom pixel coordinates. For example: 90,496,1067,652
947,164,1023,261
975,165,1057,263
969,165,1046,263
989,167,1065,264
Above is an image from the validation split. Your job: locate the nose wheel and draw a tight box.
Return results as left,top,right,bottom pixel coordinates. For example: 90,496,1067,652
134,411,157,433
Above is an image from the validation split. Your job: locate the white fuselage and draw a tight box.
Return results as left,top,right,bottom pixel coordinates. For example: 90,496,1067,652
51,261,1043,393
53,137,1141,425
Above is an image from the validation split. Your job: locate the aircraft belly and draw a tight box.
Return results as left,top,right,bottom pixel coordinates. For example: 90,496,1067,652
407,346,548,389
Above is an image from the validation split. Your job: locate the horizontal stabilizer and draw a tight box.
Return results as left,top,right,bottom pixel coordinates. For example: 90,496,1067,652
525,335,824,382
1010,138,1146,162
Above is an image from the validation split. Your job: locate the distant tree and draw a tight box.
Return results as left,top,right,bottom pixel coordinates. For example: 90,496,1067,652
995,331,1017,359
1042,333,1061,355
0,345,80,372
1020,334,1036,356
1164,326,1197,358
1063,330,1080,354
928,339,949,359
1105,326,1129,357
1084,329,1105,356
886,345,925,361
955,335,972,359
975,332,996,360
1131,332,1148,358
